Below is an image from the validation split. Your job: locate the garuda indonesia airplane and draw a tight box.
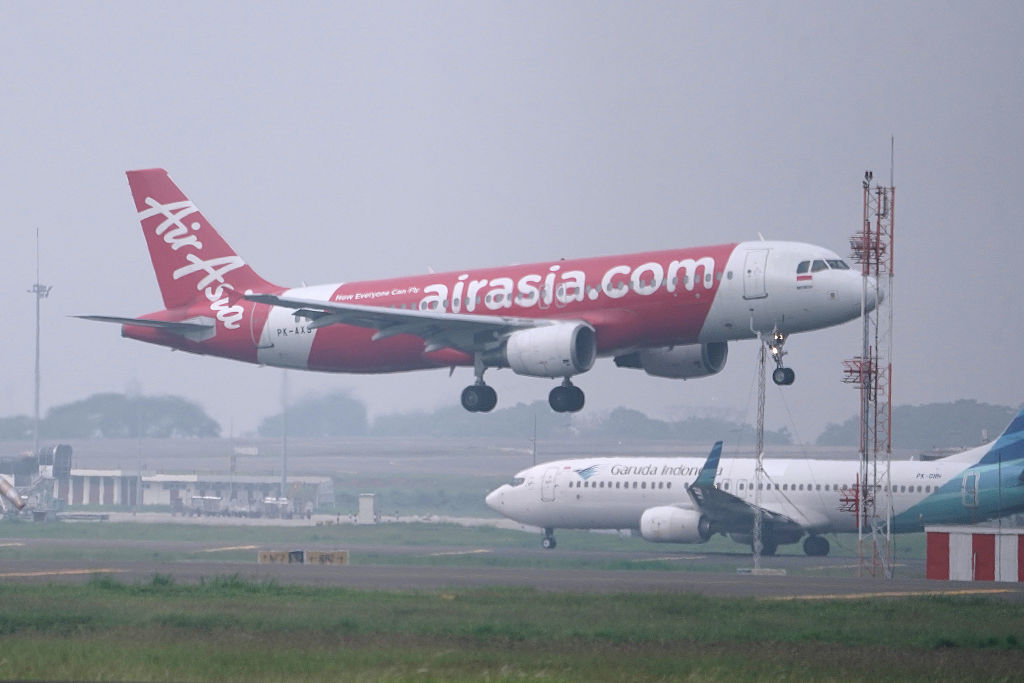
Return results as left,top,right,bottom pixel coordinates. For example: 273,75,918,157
81,169,873,414
485,406,1024,555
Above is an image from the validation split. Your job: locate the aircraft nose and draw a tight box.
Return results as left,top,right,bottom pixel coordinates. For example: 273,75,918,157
864,275,884,311
485,487,503,512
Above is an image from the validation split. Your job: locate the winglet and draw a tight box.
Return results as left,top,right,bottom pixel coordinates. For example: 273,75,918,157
693,441,723,488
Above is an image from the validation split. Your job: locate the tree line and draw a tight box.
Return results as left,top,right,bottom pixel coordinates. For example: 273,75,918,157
1,391,1017,449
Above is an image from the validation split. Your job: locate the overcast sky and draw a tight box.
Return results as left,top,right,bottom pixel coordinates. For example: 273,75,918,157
2,2,1022,443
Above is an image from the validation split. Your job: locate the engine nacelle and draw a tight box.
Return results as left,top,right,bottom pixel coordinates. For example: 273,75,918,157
614,342,727,379
639,505,711,544
499,323,597,378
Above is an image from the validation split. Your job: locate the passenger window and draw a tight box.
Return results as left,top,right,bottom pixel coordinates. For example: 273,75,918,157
641,482,646,489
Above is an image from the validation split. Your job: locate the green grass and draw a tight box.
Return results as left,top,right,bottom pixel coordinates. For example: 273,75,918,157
0,576,1020,681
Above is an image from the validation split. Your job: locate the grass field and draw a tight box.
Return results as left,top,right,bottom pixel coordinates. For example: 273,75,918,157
0,519,1016,680
0,574,1021,681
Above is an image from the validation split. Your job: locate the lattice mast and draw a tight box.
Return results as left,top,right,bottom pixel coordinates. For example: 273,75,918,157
842,170,895,578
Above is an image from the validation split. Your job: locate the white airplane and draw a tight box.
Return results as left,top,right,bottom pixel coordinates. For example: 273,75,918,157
485,406,1024,555
81,168,874,414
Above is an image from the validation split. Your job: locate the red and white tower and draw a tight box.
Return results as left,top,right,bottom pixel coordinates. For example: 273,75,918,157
842,169,895,578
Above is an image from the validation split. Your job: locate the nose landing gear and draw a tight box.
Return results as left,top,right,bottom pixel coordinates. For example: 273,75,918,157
768,332,795,386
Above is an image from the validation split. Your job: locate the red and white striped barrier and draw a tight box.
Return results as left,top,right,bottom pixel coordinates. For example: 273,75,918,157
926,526,1024,582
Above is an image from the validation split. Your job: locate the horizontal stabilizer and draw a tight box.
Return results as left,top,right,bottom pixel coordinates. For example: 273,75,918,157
75,315,216,342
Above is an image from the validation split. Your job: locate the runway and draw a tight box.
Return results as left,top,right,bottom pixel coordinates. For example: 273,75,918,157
2,536,1021,601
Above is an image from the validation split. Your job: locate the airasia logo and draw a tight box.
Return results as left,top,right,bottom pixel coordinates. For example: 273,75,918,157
138,197,246,329
417,256,716,313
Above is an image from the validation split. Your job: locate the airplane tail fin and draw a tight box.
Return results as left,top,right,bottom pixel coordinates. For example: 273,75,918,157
693,441,723,488
126,169,278,310
975,405,1024,467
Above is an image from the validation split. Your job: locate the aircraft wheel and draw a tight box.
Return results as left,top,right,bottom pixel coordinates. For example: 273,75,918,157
549,386,570,412
567,385,585,412
803,535,830,557
783,368,795,385
772,368,789,386
541,535,557,550
461,385,497,412
549,385,585,413
759,538,778,556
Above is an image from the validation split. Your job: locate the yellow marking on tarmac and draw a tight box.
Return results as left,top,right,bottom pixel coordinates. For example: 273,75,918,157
632,555,706,562
767,588,1013,601
0,568,128,578
426,549,491,557
202,545,260,553
0,542,25,548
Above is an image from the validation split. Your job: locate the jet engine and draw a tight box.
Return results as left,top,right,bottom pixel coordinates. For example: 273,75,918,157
639,505,711,543
492,323,597,378
0,477,25,511
614,342,727,379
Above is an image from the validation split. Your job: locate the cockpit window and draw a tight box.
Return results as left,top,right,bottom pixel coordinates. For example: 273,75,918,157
811,259,828,272
509,477,525,487
797,261,810,274
827,259,850,270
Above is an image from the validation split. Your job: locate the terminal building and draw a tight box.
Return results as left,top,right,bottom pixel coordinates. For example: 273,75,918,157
1,445,335,517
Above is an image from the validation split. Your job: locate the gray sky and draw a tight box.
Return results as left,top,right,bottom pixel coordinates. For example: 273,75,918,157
3,2,1022,442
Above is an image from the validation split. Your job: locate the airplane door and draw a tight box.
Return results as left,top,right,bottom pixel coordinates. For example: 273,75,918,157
961,472,979,508
743,249,769,300
541,466,559,502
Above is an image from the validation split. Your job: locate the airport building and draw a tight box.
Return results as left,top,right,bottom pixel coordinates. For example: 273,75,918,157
53,469,335,515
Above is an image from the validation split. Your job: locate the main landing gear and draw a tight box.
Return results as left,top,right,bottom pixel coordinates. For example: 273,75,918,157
548,378,584,413
768,332,795,386
462,355,499,413
461,383,497,412
461,359,586,413
803,535,830,557
542,528,557,549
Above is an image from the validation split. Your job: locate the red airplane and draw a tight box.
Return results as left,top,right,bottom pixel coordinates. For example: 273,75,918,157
81,169,872,413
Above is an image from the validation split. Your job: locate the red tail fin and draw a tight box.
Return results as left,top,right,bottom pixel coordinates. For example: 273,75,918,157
126,169,278,310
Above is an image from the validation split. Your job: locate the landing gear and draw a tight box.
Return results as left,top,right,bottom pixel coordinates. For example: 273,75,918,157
772,367,795,386
462,355,498,413
755,537,778,556
541,528,557,549
768,332,795,386
549,379,585,413
803,535,830,557
461,384,497,412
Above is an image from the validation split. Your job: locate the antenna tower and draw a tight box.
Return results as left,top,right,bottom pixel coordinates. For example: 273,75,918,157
842,168,895,578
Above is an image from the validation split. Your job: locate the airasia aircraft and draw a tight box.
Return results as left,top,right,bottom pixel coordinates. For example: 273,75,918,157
81,169,873,413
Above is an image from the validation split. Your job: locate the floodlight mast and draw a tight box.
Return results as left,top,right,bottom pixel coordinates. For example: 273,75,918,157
29,229,52,461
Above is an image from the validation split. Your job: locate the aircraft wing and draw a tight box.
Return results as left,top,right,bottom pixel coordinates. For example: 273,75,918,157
245,293,552,353
686,442,804,538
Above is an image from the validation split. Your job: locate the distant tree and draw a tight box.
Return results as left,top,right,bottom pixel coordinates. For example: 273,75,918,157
571,407,791,444
370,401,573,439
0,415,34,440
42,393,221,438
258,391,368,437
816,400,1018,450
